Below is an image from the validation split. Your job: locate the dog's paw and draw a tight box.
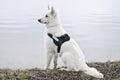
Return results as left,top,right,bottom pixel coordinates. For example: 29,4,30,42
58,66,71,71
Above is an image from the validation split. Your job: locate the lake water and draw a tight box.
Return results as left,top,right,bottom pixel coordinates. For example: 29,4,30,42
0,15,120,69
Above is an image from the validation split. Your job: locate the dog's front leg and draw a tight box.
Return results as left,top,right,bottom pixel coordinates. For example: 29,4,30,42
46,52,54,69
53,53,58,69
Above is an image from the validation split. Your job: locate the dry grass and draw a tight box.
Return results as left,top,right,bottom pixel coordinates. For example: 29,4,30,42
0,61,120,80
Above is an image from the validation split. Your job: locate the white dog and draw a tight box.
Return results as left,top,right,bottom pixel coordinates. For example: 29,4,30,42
38,6,103,78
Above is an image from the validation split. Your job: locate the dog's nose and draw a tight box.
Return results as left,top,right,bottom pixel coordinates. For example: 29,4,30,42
38,19,41,22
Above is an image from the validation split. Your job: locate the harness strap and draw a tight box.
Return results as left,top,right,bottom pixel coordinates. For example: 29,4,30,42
47,33,70,53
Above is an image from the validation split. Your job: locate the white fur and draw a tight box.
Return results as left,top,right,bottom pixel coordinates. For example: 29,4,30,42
38,6,103,78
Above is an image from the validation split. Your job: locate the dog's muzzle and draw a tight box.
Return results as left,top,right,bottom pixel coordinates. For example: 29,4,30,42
38,19,48,24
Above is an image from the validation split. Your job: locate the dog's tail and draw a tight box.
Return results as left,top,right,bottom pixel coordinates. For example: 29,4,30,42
83,64,103,78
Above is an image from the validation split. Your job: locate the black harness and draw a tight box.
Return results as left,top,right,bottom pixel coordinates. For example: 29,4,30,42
47,33,70,53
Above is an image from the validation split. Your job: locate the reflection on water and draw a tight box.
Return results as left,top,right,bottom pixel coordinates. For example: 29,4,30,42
0,15,120,69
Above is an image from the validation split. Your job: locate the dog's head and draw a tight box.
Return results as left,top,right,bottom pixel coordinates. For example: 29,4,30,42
38,6,58,27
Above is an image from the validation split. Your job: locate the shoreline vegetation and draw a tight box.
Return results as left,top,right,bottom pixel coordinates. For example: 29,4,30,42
0,61,120,80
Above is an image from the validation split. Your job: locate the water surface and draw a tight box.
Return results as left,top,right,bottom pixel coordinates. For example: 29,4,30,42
0,15,120,69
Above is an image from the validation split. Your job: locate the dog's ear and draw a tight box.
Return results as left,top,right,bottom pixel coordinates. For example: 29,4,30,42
51,6,56,16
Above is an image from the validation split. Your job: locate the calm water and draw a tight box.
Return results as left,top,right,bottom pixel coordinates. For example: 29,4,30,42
0,15,120,69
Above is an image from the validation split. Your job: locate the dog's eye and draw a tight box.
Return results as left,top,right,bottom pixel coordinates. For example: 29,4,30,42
45,15,48,17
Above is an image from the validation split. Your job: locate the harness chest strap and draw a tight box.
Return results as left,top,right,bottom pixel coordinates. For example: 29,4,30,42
47,33,70,53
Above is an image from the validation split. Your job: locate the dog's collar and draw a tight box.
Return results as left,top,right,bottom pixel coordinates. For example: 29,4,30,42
47,33,70,53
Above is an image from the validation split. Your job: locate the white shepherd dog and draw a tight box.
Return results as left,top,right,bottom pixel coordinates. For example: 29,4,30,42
38,6,103,78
